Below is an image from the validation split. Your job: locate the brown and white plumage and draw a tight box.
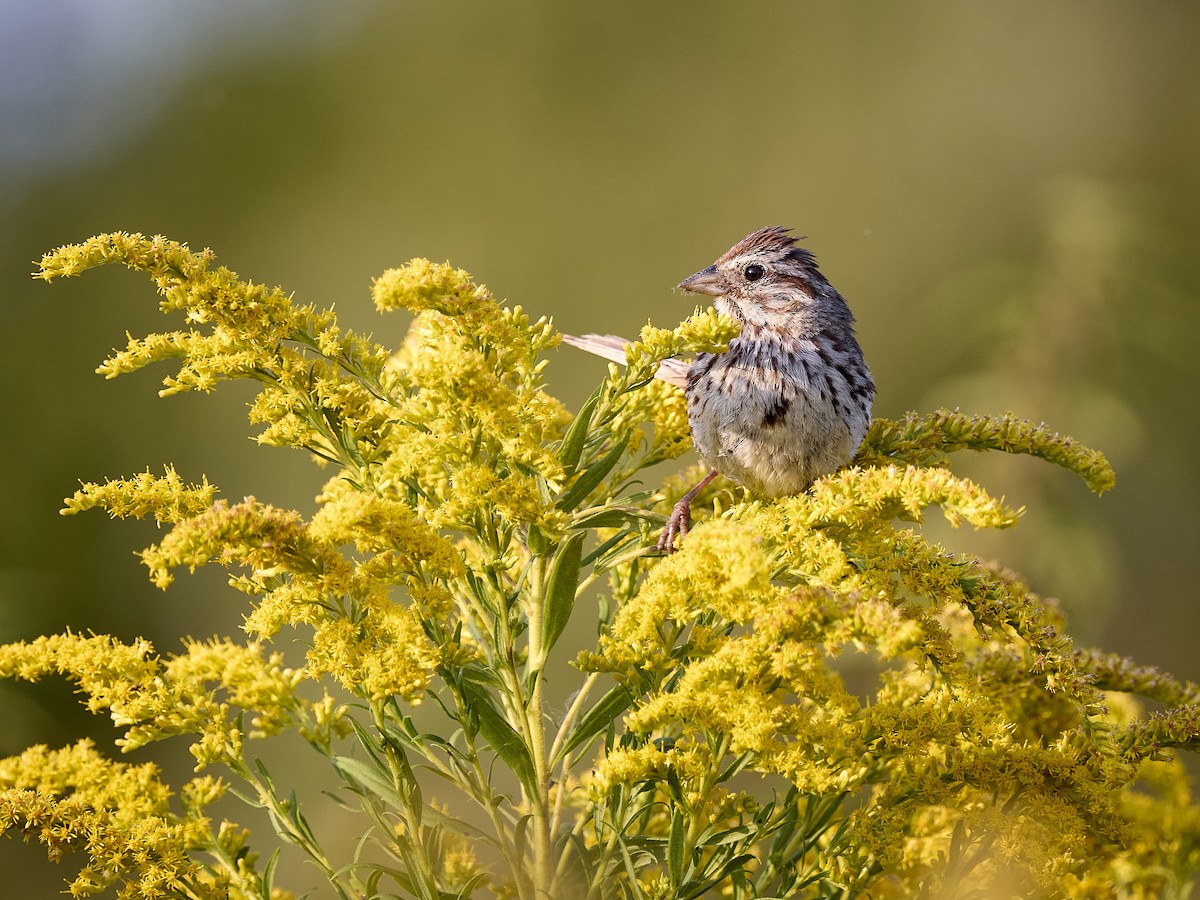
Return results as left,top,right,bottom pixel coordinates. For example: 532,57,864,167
565,226,874,549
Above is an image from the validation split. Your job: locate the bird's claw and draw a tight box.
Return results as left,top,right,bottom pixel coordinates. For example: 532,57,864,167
656,499,692,554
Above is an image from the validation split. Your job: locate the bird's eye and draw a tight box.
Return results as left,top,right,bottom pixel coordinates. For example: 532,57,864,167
744,263,766,282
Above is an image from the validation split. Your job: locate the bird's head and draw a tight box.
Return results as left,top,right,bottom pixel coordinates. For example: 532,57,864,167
677,226,854,333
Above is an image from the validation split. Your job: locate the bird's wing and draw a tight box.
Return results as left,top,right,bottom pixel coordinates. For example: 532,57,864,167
561,333,691,389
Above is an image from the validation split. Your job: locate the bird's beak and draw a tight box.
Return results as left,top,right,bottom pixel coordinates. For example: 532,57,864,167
677,265,728,297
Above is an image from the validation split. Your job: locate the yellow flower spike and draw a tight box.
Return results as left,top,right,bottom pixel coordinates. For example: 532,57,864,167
40,234,307,391
802,464,1019,532
62,466,217,525
619,307,739,384
307,599,438,702
371,258,478,315
0,740,224,898
0,632,161,724
182,775,228,810
599,518,781,658
141,496,353,591
311,476,464,575
857,408,1116,496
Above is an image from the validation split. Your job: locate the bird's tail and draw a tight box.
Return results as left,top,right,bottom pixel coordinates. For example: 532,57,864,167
561,333,691,389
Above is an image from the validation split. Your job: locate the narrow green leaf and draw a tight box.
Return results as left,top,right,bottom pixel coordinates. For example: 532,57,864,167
680,856,757,899
556,438,626,511
558,386,603,475
341,419,367,468
260,848,280,894
459,663,506,690
333,755,403,807
665,765,684,803
667,807,686,884
290,800,318,845
580,529,629,568
541,530,586,656
422,807,495,845
571,505,663,530
707,825,754,847
456,871,493,898
463,568,497,615
717,751,754,783
513,813,534,867
588,534,656,573
397,841,440,900
526,522,552,557
459,680,537,791
564,833,598,885
554,684,633,764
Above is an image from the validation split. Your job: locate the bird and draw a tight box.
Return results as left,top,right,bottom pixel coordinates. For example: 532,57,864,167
564,226,874,551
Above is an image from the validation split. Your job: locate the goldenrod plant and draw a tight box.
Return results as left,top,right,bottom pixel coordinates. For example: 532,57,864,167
4,233,1197,898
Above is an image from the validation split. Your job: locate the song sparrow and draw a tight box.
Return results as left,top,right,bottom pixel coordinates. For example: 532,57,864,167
565,226,874,551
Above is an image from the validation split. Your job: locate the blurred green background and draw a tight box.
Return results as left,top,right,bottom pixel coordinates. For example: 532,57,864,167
3,1,1198,895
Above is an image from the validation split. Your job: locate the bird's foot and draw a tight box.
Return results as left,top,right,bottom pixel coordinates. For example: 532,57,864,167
656,499,692,554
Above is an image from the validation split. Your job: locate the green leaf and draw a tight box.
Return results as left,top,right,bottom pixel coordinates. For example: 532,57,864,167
580,529,628,568
558,385,602,475
456,872,493,899
556,438,626,511
571,505,664,530
459,680,537,792
563,833,598,885
540,530,586,657
421,807,494,846
513,813,534,868
587,534,655,573
397,840,440,900
554,684,633,764
718,751,754,783
526,522,552,557
706,825,754,847
667,807,687,885
333,755,403,807
679,855,757,899
459,663,506,690
260,848,280,895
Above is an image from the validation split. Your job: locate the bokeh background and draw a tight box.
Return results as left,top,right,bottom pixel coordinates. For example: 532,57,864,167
3,1,1198,895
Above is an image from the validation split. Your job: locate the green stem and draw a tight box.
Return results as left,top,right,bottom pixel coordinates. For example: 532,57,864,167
583,787,629,900
549,672,600,775
546,674,604,887
474,535,547,899
674,733,730,890
525,553,555,897
448,685,531,897
231,758,355,899
369,701,442,895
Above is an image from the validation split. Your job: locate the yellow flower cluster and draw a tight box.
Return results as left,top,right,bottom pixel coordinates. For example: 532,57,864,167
582,436,1195,894
379,274,568,532
0,631,323,895
0,675,299,898
372,258,478,315
856,407,1117,494
0,633,313,765
567,306,741,515
142,496,443,702
0,741,210,898
61,466,217,524
623,306,739,380
17,235,1196,898
36,236,585,704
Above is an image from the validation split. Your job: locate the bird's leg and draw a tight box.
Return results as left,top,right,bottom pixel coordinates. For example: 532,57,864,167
656,469,719,553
